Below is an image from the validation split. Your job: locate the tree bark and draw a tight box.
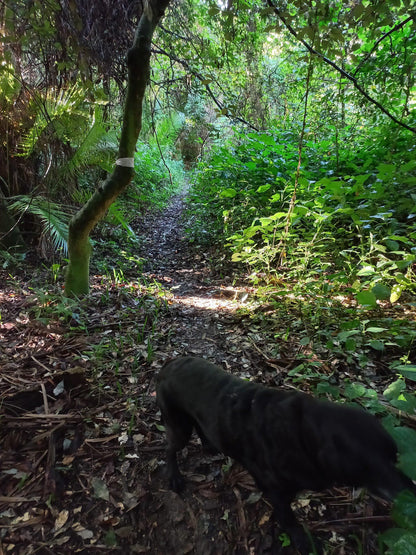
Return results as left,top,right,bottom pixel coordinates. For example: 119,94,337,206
64,0,171,296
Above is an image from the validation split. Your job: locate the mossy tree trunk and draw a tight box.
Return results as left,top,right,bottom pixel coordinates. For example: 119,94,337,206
64,0,171,296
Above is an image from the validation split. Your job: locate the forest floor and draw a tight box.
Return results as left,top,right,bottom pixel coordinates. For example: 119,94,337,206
0,190,412,554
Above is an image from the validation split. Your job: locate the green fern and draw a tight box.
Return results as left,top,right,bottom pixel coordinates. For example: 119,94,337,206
9,196,71,254
19,85,85,157
107,201,137,238
64,106,118,177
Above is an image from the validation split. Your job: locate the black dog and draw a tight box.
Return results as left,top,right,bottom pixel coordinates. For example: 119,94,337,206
156,356,415,554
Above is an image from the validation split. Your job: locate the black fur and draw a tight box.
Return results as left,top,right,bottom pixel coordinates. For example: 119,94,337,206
156,356,415,554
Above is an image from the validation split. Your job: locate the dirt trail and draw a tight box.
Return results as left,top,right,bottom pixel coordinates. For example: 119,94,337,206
131,193,281,555
137,190,254,365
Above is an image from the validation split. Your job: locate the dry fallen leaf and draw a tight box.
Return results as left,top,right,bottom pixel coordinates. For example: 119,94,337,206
72,523,94,540
91,476,110,501
54,509,69,531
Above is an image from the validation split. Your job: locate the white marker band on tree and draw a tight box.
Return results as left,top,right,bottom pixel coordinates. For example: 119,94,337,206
116,158,135,167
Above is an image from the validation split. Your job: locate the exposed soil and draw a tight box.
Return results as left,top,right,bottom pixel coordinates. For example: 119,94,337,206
0,191,407,554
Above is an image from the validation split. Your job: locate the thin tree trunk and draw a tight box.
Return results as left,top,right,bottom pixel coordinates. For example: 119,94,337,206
0,190,25,252
64,0,171,296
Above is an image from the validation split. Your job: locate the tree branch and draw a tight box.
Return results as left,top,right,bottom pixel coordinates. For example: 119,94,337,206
266,0,416,134
353,15,414,77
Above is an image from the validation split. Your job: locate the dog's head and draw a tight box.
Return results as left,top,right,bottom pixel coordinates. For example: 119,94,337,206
303,398,415,499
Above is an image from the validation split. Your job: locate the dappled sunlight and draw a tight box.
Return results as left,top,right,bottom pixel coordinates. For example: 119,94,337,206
90,270,252,314
171,292,244,312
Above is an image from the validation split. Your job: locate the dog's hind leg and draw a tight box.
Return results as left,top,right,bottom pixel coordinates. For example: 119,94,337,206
163,409,194,492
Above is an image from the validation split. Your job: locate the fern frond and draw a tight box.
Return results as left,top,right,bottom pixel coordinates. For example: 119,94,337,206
107,202,137,238
19,84,86,157
57,109,118,181
9,195,71,255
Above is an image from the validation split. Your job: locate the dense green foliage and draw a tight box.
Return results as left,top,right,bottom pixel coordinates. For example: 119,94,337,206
188,126,416,299
1,0,416,549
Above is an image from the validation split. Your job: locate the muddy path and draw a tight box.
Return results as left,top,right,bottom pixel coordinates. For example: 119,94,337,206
0,192,394,554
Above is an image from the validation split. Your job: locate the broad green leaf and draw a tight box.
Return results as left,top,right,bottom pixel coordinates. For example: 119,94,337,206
357,265,375,276
391,285,402,303
337,329,360,341
257,134,276,146
389,396,416,413
231,253,242,262
219,188,237,198
392,491,416,528
368,339,385,351
380,531,416,555
388,236,412,244
383,379,406,401
345,338,356,351
356,291,377,307
269,211,287,219
366,327,388,333
243,225,261,238
344,383,367,399
386,239,400,251
395,365,416,382
371,284,391,300
395,258,414,270
389,426,416,453
397,453,416,483
379,527,406,549
256,184,271,194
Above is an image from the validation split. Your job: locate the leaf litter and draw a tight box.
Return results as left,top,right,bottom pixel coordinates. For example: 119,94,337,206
0,191,415,554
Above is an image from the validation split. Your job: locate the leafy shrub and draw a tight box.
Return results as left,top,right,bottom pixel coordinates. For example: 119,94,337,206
128,111,186,209
187,127,416,296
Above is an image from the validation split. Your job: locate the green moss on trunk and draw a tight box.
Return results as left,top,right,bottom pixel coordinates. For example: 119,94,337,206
64,0,171,297
64,237,92,296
